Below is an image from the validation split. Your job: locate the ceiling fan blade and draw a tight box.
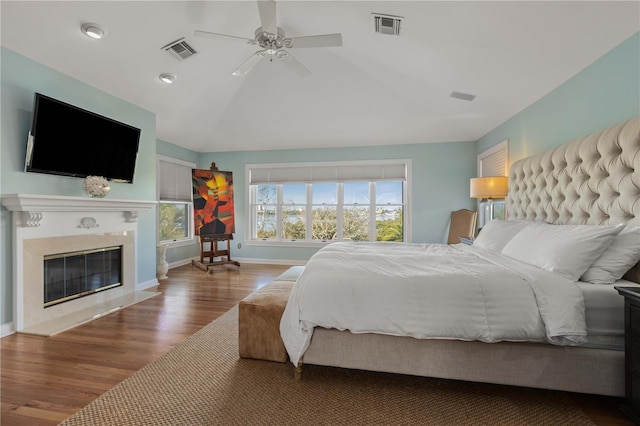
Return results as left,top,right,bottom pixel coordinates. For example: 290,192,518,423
194,30,255,45
257,0,277,35
232,51,266,77
286,33,343,48
278,52,312,79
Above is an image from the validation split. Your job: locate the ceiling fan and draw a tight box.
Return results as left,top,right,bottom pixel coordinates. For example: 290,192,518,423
194,0,343,78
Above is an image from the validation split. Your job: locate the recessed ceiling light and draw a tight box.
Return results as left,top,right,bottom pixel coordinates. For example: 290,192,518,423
159,73,177,84
81,23,106,39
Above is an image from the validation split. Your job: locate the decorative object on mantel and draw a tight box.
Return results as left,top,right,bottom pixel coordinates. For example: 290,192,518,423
156,244,169,280
82,175,110,198
78,217,99,229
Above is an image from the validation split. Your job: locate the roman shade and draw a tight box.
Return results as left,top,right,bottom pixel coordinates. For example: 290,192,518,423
158,157,193,202
249,162,407,184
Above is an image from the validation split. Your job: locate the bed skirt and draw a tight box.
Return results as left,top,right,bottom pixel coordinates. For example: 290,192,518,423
303,328,624,397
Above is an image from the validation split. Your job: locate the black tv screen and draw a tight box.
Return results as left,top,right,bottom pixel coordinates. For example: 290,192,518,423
25,93,141,183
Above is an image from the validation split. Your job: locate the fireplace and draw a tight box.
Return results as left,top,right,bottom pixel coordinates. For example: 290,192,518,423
44,246,123,307
1,194,158,335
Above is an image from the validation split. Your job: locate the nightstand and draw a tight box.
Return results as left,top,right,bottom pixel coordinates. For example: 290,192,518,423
614,286,640,424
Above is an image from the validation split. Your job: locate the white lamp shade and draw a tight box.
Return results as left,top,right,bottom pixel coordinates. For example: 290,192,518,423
470,176,508,199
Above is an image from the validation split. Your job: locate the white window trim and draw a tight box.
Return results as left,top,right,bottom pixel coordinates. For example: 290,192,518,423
157,155,196,248
245,159,412,247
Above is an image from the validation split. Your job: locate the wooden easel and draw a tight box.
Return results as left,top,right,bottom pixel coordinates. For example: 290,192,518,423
192,233,240,273
191,163,241,273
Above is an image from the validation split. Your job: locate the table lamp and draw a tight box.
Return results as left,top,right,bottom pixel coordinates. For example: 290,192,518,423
470,176,508,221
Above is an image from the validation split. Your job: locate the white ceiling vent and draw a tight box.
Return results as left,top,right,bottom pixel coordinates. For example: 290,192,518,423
372,13,403,36
450,91,477,102
162,38,197,61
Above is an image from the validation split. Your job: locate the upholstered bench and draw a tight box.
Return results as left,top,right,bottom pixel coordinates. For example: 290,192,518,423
238,266,304,362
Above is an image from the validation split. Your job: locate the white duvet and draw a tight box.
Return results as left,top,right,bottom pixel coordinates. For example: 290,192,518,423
280,242,587,366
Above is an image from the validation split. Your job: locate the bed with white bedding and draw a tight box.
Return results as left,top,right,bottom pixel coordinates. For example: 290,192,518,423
281,116,640,396
281,242,589,366
580,280,637,348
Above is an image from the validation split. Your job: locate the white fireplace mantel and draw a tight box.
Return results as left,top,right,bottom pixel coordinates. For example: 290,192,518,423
2,193,159,335
1,194,156,227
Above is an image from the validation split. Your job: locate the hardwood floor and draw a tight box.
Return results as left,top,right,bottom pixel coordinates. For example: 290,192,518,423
1,262,290,425
0,263,633,425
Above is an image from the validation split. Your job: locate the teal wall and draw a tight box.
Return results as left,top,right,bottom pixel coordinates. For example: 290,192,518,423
0,47,158,326
199,141,478,262
157,139,199,165
478,32,640,163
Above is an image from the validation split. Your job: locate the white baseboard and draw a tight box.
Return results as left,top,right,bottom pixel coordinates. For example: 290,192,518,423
168,258,196,269
136,278,159,291
1,321,15,337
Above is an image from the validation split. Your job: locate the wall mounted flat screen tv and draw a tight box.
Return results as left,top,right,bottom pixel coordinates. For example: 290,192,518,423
25,93,141,183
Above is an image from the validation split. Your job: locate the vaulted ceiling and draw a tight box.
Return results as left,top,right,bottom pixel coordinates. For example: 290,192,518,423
2,1,638,152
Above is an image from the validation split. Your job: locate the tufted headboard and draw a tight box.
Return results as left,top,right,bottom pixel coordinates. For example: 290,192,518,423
507,116,640,282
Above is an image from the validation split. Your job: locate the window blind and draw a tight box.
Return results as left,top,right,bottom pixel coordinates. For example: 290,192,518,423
249,162,407,184
158,159,193,202
479,144,507,177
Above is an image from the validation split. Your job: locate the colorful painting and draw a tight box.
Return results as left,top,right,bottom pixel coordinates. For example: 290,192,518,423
192,167,235,236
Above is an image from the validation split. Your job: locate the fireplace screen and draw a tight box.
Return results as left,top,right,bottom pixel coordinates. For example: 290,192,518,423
44,246,123,307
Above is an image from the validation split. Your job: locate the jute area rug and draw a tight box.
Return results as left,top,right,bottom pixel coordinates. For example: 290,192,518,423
60,306,594,426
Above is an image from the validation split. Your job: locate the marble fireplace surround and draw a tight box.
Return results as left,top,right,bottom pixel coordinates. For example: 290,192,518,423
2,194,158,335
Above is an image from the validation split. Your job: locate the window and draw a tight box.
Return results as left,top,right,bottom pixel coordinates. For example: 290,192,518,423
477,140,508,227
247,160,410,246
157,155,195,246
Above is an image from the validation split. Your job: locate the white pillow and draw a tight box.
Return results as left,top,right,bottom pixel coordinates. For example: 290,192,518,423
472,219,530,252
581,226,640,284
501,222,623,281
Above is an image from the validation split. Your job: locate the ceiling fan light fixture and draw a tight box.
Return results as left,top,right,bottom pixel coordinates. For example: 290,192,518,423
195,0,343,78
81,23,106,39
159,73,177,84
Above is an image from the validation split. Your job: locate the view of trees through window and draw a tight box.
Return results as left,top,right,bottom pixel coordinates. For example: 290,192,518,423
159,202,188,241
254,181,403,242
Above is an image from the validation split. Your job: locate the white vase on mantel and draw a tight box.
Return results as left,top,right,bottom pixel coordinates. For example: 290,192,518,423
156,244,169,280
